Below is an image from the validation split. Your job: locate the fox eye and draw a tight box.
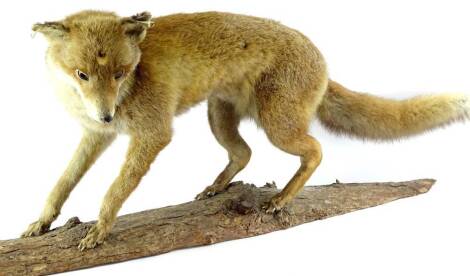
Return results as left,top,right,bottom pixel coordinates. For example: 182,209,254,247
76,69,89,81
114,70,125,80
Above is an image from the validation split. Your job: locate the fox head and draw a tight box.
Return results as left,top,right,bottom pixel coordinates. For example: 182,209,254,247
33,10,152,123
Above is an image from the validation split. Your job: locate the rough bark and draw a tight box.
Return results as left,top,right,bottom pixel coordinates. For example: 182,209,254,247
0,179,435,275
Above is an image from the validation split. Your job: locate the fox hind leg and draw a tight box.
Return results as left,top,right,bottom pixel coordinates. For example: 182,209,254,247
262,131,322,213
256,84,324,213
196,97,251,200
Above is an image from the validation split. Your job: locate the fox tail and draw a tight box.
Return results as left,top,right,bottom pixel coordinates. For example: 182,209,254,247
317,80,470,140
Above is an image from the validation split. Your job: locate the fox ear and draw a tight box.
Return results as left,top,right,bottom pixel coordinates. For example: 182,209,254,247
121,11,152,43
32,21,69,40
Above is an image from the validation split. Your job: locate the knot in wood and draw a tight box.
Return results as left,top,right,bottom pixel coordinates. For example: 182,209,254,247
225,192,257,215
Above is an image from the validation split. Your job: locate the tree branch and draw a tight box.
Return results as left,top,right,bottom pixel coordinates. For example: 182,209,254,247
0,179,435,275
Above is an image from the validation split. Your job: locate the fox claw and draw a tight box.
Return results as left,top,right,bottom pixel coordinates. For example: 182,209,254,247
262,194,289,214
195,186,222,200
262,201,282,214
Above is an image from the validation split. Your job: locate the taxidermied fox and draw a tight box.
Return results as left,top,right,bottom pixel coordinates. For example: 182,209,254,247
22,10,469,250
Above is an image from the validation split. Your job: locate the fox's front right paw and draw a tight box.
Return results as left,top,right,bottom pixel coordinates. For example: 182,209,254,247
21,220,51,238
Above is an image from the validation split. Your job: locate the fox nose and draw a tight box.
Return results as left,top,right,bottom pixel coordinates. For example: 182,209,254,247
101,114,113,123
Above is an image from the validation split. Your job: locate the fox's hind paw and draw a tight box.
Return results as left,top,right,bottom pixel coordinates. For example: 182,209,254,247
195,185,227,200
262,201,283,214
262,193,290,214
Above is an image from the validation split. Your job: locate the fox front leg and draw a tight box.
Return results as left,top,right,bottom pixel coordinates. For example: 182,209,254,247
21,130,116,238
78,133,170,250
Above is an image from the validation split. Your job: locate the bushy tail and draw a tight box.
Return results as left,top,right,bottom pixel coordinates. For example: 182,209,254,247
317,80,470,140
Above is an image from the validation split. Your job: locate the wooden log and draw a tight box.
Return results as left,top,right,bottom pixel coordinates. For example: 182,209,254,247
0,179,435,275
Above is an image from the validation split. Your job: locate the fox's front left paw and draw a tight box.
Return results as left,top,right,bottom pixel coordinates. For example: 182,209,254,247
21,220,51,238
78,224,108,251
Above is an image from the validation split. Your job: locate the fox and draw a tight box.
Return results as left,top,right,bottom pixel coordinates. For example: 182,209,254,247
22,10,470,250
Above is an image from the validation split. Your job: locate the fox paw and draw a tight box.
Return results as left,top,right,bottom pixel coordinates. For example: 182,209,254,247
262,194,289,214
21,220,50,238
78,224,108,251
195,185,225,200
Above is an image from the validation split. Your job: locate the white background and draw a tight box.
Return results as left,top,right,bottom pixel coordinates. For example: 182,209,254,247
0,1,469,275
